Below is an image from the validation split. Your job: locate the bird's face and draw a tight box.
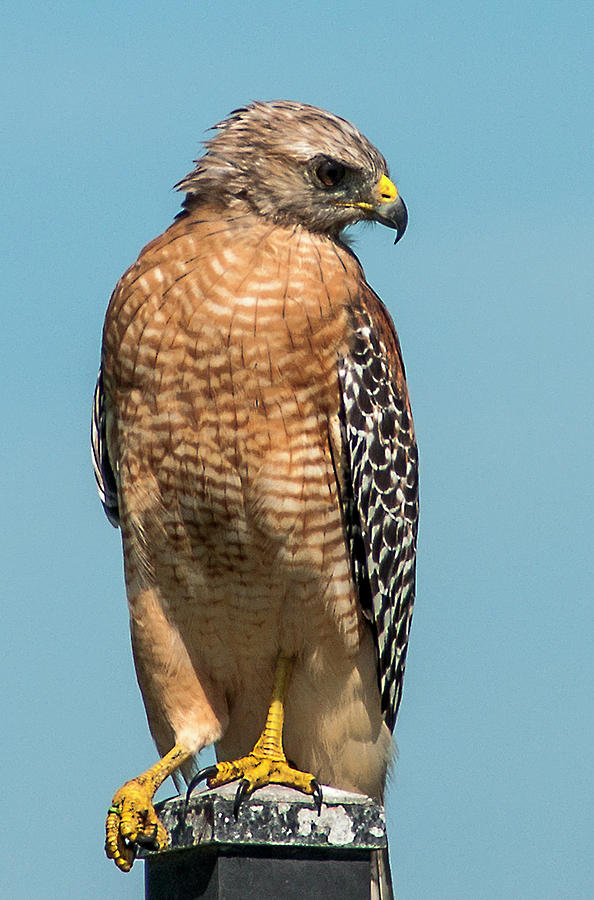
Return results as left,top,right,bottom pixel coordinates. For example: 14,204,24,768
264,147,408,241
176,101,407,242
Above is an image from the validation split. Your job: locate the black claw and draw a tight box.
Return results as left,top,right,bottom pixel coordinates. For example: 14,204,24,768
233,779,251,819
185,765,219,808
135,824,160,851
312,781,323,816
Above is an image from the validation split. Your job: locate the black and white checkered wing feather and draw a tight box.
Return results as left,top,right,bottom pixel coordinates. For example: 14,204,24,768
91,366,120,527
339,300,418,731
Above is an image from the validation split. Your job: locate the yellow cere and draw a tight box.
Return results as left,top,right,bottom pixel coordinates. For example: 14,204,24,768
377,174,398,203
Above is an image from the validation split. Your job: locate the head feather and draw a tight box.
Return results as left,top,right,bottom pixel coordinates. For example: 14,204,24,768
175,101,390,235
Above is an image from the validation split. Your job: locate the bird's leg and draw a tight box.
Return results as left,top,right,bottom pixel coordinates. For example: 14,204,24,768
187,655,322,816
106,743,193,872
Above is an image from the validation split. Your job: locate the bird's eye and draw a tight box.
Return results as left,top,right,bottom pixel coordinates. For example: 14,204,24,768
315,159,346,188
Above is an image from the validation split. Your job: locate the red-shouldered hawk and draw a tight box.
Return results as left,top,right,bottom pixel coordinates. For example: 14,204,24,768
93,101,417,874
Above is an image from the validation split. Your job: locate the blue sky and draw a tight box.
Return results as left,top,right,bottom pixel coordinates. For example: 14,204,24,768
2,2,592,897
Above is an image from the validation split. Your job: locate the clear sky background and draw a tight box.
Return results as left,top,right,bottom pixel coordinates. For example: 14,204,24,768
2,2,592,898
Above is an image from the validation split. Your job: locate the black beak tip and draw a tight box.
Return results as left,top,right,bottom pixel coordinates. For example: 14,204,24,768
372,195,408,244
393,198,408,245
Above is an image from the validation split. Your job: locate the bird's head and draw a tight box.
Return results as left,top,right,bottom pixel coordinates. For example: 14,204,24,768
175,101,407,243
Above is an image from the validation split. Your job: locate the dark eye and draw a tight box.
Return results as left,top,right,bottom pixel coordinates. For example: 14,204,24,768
315,158,346,187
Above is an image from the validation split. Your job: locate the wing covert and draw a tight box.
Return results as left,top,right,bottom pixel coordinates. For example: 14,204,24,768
338,290,418,731
92,366,120,528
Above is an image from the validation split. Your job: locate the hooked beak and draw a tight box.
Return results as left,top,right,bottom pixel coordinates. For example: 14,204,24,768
338,174,408,243
369,174,408,244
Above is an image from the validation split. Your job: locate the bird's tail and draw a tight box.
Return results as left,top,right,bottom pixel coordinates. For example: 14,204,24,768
371,847,394,900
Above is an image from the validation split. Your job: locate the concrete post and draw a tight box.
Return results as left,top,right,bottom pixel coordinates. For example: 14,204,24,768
140,783,393,899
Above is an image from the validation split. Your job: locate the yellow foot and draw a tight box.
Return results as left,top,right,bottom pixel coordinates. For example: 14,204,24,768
105,743,192,872
105,779,168,872
186,656,322,817
187,754,322,818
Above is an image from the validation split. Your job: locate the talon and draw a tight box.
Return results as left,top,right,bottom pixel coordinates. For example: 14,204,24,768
312,781,323,815
135,824,160,850
233,778,251,819
186,765,220,806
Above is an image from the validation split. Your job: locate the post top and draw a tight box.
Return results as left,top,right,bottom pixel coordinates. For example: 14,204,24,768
141,784,387,857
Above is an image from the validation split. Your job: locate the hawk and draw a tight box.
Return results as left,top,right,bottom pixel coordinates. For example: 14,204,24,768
93,100,418,873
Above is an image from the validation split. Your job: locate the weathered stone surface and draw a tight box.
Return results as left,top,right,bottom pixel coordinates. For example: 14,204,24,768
140,784,387,857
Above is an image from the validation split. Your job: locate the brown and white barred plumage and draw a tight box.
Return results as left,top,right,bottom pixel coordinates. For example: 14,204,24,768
93,101,417,802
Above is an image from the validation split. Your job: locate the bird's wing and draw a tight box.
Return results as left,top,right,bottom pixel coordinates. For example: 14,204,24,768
92,366,120,527
338,284,418,731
